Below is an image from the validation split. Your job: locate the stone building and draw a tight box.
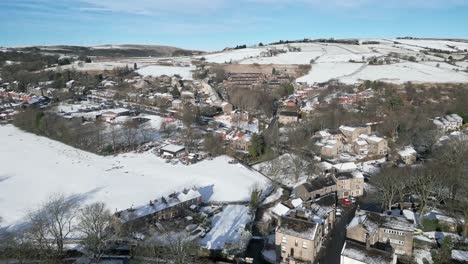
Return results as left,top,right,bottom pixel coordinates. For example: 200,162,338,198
276,216,323,264
346,210,414,256
115,189,202,227
293,176,337,201
333,171,365,199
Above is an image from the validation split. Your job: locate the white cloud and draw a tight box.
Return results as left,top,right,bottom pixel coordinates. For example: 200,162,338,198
75,0,468,17
79,0,229,15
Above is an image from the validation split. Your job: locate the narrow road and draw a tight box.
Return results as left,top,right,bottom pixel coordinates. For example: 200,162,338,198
317,205,356,264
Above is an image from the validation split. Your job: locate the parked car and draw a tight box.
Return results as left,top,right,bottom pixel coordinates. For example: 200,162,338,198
341,198,352,206
336,208,342,217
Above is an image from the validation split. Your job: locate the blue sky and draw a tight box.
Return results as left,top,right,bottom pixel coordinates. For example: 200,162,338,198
1,0,467,51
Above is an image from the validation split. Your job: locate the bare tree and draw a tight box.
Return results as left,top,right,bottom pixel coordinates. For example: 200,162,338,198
165,233,199,264
122,119,139,148
290,154,305,182
431,139,468,202
371,167,400,211
407,165,442,216
27,193,79,259
78,202,112,263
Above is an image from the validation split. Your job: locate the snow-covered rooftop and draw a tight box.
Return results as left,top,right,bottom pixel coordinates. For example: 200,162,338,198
200,205,252,250
452,250,468,262
333,162,357,172
341,241,394,264
398,146,417,157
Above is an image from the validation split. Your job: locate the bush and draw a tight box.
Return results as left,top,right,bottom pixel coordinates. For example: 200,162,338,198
421,219,439,231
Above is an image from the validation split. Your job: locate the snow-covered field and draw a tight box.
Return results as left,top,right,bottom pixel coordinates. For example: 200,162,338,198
241,51,322,65
391,39,468,52
202,48,266,63
136,65,195,80
297,62,364,83
340,62,468,84
48,61,131,72
197,39,468,84
0,125,270,226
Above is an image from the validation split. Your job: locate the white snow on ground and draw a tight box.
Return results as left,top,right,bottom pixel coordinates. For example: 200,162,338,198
458,61,468,68
414,249,433,264
261,188,284,205
391,39,468,52
0,125,270,226
340,62,468,84
48,62,131,72
136,65,195,80
421,61,465,71
200,205,252,250
241,51,322,65
253,154,310,187
297,62,364,84
202,48,266,63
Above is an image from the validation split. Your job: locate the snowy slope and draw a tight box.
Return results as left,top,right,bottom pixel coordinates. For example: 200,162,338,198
297,62,364,83
136,65,195,80
391,39,468,52
0,125,270,226
340,61,468,84
240,51,322,65
202,48,267,63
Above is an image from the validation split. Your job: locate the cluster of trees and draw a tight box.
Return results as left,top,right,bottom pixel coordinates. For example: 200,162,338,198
227,87,275,118
0,194,113,263
306,82,468,151
233,45,247,49
0,51,59,72
203,133,225,156
371,139,468,218
248,133,266,158
0,195,205,264
13,107,154,155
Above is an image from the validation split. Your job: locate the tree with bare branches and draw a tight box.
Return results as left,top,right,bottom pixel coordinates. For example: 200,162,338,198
371,166,400,211
78,202,113,263
26,193,79,259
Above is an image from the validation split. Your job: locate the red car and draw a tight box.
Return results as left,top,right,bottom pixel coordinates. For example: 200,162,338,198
340,198,352,206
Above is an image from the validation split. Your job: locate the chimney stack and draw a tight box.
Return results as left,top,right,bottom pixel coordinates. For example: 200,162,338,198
366,233,371,251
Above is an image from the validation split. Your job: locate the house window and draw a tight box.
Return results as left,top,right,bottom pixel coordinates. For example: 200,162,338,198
281,245,286,252
383,237,405,245
295,240,298,247
282,236,287,244
302,241,308,249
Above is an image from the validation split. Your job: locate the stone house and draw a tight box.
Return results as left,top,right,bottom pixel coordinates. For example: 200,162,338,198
309,193,337,236
114,189,202,227
339,125,372,143
346,210,414,257
229,131,252,152
293,176,337,201
366,135,388,156
278,110,299,125
276,216,323,264
398,146,417,165
333,171,364,199
434,114,463,131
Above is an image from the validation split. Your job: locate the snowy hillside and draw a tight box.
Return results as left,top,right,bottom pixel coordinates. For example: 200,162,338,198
0,125,270,226
136,65,195,80
200,39,468,84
